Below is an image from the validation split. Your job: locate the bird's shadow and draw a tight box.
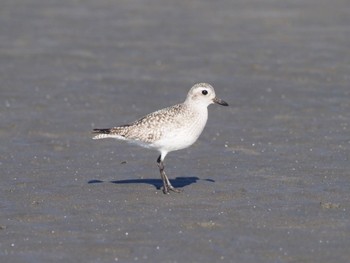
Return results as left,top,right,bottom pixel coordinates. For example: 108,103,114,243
88,177,215,190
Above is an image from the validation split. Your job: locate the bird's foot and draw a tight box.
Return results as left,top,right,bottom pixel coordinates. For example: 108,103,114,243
162,184,182,194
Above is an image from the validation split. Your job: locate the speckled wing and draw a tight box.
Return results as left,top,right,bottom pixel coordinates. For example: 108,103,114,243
92,103,190,143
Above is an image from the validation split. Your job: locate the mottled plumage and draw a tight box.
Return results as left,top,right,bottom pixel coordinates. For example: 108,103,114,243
93,83,228,194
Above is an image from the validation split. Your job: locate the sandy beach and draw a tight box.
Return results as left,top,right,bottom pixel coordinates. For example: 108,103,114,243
1,0,349,262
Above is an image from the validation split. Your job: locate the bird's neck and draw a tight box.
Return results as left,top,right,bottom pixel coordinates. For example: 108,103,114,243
183,100,208,118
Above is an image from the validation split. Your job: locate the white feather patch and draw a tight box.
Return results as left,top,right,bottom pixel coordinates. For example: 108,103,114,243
92,134,126,140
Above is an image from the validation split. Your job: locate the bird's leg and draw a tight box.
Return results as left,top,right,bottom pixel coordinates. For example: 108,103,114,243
157,155,181,194
157,155,169,194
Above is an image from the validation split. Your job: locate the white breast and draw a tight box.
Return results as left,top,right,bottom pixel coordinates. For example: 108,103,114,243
152,107,208,152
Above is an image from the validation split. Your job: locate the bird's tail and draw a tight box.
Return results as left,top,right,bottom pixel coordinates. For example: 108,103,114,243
92,128,128,140
92,128,113,139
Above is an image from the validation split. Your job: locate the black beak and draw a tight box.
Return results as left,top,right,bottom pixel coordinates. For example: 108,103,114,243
213,97,229,106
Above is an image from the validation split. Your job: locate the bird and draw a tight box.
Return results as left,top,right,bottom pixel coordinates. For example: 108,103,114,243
92,83,228,194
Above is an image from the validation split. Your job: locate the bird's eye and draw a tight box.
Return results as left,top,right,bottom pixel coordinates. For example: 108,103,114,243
202,90,208,95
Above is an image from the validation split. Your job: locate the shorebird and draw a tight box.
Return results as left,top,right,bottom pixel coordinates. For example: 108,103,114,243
93,83,228,194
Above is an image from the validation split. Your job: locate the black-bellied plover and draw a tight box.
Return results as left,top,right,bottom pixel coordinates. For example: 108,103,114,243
92,83,228,194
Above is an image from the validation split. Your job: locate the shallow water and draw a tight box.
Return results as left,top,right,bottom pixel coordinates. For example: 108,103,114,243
1,0,350,262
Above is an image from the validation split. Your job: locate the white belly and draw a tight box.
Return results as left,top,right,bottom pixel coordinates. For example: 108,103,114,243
151,109,208,152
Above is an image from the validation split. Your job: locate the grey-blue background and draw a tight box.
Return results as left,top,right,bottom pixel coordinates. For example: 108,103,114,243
1,0,349,262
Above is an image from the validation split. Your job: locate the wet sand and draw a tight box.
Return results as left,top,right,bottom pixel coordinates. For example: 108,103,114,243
1,0,350,262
